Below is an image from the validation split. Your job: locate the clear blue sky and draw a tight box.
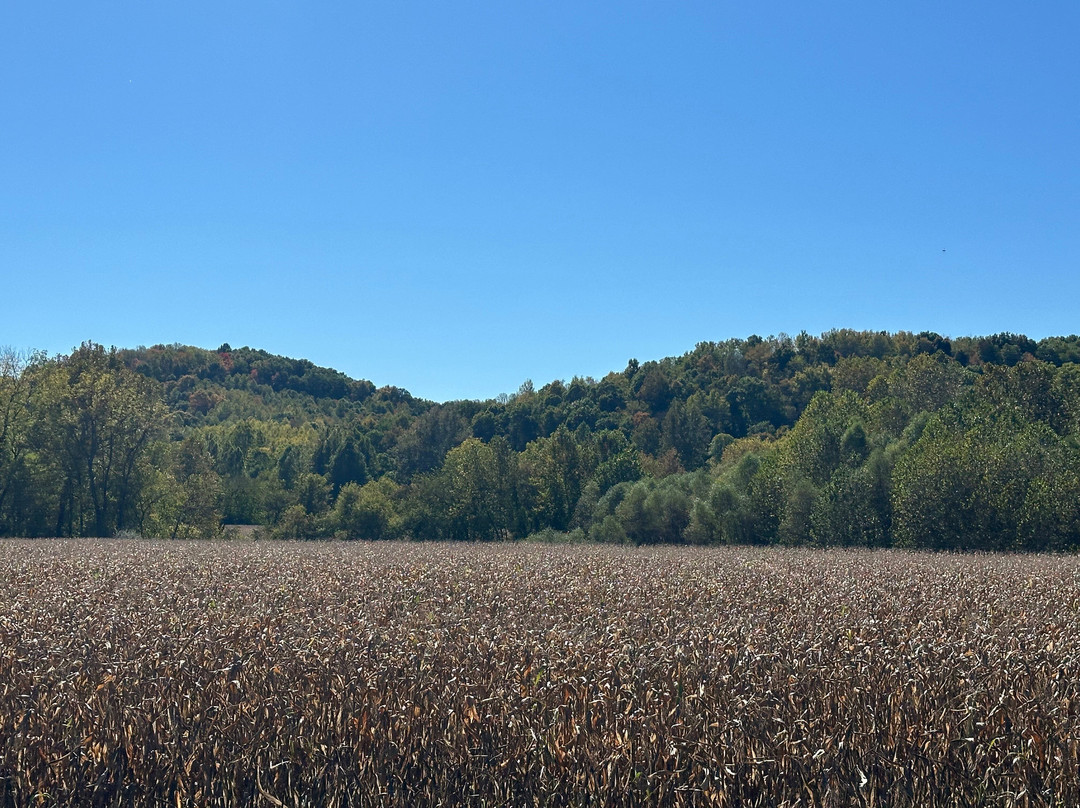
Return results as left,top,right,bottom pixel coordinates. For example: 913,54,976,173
2,2,1077,402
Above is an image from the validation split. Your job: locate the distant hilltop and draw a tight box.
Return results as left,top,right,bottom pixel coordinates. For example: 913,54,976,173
3,330,1080,551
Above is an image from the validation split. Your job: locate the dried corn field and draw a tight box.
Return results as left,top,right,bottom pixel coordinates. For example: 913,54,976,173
1,541,1078,807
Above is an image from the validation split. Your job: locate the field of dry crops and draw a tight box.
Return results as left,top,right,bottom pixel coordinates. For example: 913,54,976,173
0,541,1078,807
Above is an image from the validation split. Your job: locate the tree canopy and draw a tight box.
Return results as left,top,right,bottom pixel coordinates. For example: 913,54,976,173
3,331,1080,551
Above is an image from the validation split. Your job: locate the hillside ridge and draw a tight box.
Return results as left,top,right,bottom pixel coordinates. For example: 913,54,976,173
3,330,1079,550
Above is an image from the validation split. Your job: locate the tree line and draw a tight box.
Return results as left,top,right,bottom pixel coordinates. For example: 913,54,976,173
2,331,1079,550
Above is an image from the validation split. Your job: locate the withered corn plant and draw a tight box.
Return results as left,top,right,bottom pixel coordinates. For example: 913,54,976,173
0,541,1077,807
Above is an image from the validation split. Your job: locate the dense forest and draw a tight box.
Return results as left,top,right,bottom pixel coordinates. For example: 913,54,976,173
2,330,1080,550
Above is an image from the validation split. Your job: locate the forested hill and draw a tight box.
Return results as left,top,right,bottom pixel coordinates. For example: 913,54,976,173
3,330,1080,551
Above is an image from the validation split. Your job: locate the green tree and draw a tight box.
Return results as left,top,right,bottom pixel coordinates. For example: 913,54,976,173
809,450,891,547
148,435,223,539
887,352,971,415
40,343,169,536
778,477,817,545
406,438,520,541
613,478,692,544
890,408,1066,551
331,478,401,540
393,407,468,481
329,437,369,493
782,391,868,486
0,349,44,535
296,473,332,516
522,426,592,532
660,397,712,470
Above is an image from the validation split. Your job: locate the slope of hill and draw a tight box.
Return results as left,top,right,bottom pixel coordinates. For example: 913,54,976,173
2,330,1079,550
